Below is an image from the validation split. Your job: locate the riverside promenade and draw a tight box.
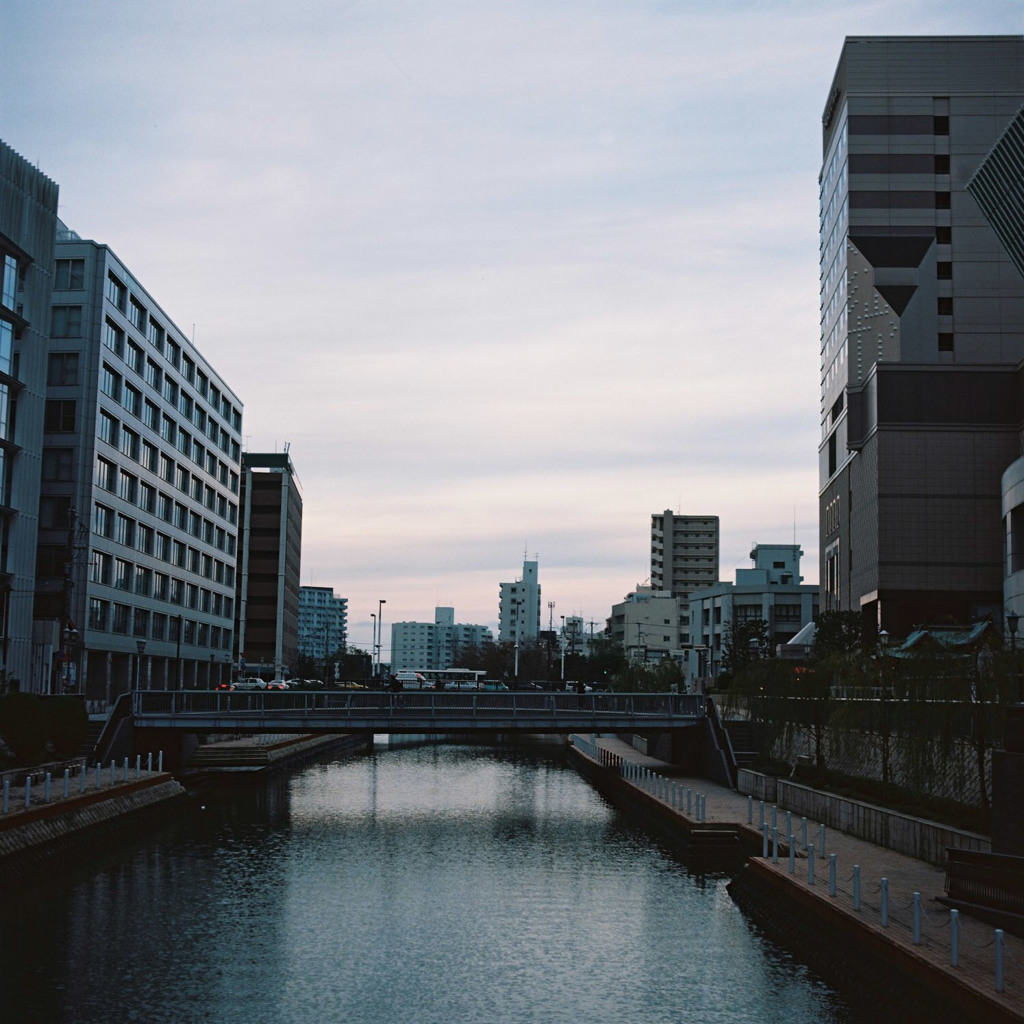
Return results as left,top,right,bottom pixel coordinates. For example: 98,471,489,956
571,733,1023,1024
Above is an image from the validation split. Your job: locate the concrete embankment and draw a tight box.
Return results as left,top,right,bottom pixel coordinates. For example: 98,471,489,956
567,734,1023,1024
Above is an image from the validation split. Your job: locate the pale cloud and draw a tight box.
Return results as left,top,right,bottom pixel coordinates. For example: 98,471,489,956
2,0,1019,648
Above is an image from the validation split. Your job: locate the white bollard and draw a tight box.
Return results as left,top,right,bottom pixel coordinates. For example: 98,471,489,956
771,804,777,829
788,834,795,873
759,800,765,827
785,810,792,836
147,752,153,773
801,817,807,850
135,755,141,780
158,751,163,772
762,823,769,858
819,822,826,855
122,757,129,782
772,826,778,863
747,795,753,824
63,768,70,799
829,853,837,896
109,761,115,786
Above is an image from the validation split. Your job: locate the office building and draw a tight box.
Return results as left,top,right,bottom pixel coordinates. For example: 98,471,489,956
235,452,302,679
608,585,686,664
686,544,819,690
390,607,493,672
298,585,348,668
498,558,540,642
650,510,719,601
818,36,1024,637
35,223,243,698
0,141,59,692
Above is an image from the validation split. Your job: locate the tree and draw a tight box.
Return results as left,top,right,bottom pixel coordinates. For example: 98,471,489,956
720,619,772,678
812,610,862,659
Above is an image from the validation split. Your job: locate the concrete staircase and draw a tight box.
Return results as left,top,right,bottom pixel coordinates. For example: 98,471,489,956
723,720,759,769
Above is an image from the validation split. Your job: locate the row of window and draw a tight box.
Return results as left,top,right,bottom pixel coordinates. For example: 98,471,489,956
93,497,237,565
90,549,234,613
88,597,232,650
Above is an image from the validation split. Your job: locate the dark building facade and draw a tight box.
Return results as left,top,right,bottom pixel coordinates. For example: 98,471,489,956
0,140,59,691
235,452,302,679
818,37,1024,638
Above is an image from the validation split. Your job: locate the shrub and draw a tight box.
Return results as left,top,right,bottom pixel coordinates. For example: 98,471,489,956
44,696,88,758
0,693,48,764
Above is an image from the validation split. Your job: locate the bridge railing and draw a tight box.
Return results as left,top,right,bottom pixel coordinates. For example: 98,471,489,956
131,690,707,721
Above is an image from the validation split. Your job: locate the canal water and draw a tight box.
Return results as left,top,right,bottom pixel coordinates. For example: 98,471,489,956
1,741,860,1023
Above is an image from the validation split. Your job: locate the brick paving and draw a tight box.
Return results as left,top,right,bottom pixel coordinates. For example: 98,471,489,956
583,734,1024,1022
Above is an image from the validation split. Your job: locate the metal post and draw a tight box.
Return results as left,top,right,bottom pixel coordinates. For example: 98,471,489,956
95,763,101,789
147,752,153,773
829,853,837,896
759,800,765,827
2,778,8,814
818,822,825,855
109,761,115,786
687,789,692,816
801,817,807,850
785,810,792,837
808,844,815,885
772,826,778,863
45,772,51,803
80,763,86,793
158,751,163,772
788,834,795,873
135,755,141,780
63,768,69,799
771,804,777,829
995,929,1005,993
762,823,769,858
853,865,861,910
913,893,921,945
950,909,959,966
122,757,128,782
747,795,753,824
24,776,31,808
881,878,889,927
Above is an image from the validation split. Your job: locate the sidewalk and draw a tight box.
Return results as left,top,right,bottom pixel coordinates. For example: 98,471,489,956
583,734,1024,1022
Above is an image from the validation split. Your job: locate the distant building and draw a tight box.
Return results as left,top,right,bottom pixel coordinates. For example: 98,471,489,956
235,453,302,679
390,606,493,671
36,221,243,698
498,559,540,642
686,544,818,689
608,585,686,664
650,510,719,603
298,585,347,664
0,140,59,691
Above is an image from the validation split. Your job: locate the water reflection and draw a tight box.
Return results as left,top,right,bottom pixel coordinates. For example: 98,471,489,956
0,741,852,1023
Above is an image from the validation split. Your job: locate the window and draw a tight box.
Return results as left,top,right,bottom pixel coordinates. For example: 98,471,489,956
231,409,241,432
185,583,198,609
174,502,187,530
45,400,76,433
172,539,186,567
160,414,176,445
163,377,178,406
938,332,955,352
187,545,200,572
176,427,190,455
158,492,173,522
104,319,124,356
116,513,135,547
0,320,12,375
54,259,85,290
1,254,15,309
139,482,156,513
934,115,949,135
112,604,131,634
134,565,152,596
938,297,954,316
126,341,144,374
133,606,149,638
40,495,72,530
92,551,112,585
144,400,160,430
106,272,127,311
141,440,158,472
114,557,132,590
154,573,169,601
178,392,192,419
118,470,137,503
156,532,171,561
98,410,118,446
175,466,190,494
47,352,79,386
97,455,118,492
196,370,208,397
122,384,141,418
147,319,164,352
191,475,203,502
937,262,952,280
936,191,951,210
935,154,950,175
151,613,167,640
129,298,146,331
42,448,74,481
937,225,952,245
100,364,120,401
51,305,83,338
89,598,109,632
198,622,209,647
181,355,195,384
120,426,139,461
145,359,162,390
136,523,154,555
170,577,183,605
159,453,174,483
183,619,195,644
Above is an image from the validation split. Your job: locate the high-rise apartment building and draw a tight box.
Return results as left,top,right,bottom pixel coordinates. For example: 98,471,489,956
35,223,244,697
0,141,59,692
498,559,540,642
650,510,719,601
235,452,302,679
390,606,493,672
818,37,1024,637
298,585,347,664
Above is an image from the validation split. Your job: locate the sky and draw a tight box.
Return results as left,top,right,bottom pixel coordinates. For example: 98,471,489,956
3,1,1021,654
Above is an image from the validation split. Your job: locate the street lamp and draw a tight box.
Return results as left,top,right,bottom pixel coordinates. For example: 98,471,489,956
370,613,377,686
377,599,386,683
135,639,147,692
560,615,566,682
61,624,79,694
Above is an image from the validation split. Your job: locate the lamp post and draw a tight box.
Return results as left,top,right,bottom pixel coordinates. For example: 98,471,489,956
1007,612,1020,703
370,613,377,686
377,599,386,684
560,615,566,682
135,639,146,692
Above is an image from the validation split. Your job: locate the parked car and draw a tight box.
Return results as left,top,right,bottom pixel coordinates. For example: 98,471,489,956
234,677,266,691
265,679,288,691
214,681,234,692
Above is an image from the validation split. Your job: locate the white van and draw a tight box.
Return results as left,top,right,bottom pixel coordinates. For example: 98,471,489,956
394,671,427,689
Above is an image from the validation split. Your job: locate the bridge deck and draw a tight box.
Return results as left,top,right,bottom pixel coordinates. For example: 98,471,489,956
131,690,706,734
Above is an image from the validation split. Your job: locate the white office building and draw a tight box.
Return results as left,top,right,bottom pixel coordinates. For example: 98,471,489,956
390,606,493,671
298,585,348,662
36,223,243,699
498,559,540,642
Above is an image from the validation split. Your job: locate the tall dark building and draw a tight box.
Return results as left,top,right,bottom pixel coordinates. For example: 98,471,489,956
0,140,59,691
818,37,1024,637
235,452,302,679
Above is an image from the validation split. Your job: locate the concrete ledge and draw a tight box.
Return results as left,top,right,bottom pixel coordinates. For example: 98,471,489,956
738,769,989,867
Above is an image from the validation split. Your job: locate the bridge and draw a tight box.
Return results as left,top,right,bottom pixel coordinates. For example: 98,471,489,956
129,690,706,735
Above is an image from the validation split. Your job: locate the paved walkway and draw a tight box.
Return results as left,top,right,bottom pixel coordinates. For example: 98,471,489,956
583,734,1024,1022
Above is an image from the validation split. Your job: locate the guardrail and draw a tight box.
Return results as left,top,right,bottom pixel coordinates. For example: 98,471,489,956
130,689,706,729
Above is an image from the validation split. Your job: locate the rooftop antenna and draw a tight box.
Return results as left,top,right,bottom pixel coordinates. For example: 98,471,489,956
283,441,290,454
793,506,797,545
